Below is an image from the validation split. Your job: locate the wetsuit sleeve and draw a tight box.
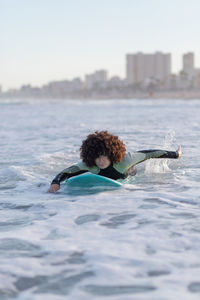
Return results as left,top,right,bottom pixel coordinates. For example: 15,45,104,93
119,149,179,171
138,149,179,160
51,164,88,185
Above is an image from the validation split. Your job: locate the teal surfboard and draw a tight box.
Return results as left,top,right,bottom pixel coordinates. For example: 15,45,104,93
66,172,122,188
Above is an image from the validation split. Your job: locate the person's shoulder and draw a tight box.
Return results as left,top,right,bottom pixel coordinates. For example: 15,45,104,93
77,161,99,173
114,152,133,168
121,152,139,163
117,151,146,166
77,161,89,170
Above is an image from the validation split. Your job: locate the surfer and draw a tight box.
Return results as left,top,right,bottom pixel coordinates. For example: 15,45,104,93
49,131,182,192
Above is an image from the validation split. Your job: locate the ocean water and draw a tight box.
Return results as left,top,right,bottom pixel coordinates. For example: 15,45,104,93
0,98,200,300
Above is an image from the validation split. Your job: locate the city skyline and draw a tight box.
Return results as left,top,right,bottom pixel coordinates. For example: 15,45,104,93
1,51,199,92
1,0,200,90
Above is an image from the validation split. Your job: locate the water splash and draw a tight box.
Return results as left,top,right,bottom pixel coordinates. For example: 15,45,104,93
163,130,176,149
145,130,176,174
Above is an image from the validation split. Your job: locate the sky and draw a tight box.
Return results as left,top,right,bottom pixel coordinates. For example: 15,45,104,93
1,0,200,91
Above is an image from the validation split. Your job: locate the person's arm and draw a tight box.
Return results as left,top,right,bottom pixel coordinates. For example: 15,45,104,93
138,145,182,160
124,146,182,169
49,164,87,193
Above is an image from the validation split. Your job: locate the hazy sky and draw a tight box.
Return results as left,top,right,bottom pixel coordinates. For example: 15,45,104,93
1,0,200,90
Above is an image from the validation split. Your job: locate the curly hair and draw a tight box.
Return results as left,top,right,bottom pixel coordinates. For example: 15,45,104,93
80,131,126,167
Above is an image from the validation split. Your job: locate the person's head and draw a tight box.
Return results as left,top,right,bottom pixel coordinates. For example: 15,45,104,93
80,131,126,168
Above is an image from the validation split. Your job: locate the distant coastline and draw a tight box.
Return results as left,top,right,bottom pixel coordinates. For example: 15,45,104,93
1,89,200,100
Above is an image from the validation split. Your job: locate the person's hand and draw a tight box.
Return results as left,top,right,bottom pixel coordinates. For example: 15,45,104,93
49,184,60,193
177,145,182,158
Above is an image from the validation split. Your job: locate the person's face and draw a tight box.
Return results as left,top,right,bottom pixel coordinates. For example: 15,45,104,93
95,155,111,169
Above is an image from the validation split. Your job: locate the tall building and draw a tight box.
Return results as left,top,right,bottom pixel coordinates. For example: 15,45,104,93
194,68,200,88
85,70,108,89
182,52,195,78
126,52,171,85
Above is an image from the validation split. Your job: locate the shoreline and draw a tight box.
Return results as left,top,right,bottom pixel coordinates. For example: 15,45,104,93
1,90,200,100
